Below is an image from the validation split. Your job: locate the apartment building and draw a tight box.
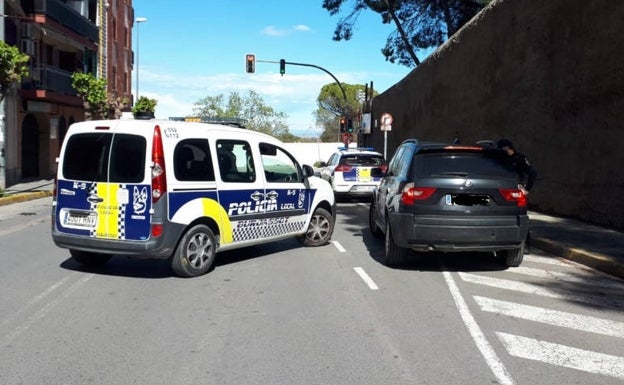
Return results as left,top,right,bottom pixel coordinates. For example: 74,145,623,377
0,0,133,187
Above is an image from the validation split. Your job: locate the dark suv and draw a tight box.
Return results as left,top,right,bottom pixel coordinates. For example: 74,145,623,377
369,139,529,267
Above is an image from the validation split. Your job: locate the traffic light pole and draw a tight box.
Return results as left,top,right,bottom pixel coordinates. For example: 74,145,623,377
256,59,347,102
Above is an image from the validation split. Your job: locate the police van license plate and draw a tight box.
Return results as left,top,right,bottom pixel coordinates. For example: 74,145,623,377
65,212,97,227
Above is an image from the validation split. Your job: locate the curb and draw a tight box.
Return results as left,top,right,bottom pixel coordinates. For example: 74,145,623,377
0,191,53,207
532,236,624,280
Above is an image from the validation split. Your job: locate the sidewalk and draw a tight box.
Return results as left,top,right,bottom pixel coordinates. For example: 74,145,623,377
1,179,623,280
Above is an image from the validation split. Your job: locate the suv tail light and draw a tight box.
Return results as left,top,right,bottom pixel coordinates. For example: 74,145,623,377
151,125,167,203
401,183,437,205
499,188,527,207
334,164,352,172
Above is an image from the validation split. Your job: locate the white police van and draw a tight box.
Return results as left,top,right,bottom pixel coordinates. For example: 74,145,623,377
51,118,336,277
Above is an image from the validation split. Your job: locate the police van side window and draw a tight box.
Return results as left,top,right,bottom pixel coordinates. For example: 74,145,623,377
217,140,256,183
259,143,300,183
174,139,215,181
63,133,112,182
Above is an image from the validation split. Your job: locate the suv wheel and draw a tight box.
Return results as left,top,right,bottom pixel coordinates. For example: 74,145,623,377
171,224,216,278
368,204,383,238
70,250,112,267
298,207,334,246
383,220,406,266
500,246,524,268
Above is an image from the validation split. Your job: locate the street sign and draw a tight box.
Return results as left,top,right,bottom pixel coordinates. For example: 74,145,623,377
381,112,393,125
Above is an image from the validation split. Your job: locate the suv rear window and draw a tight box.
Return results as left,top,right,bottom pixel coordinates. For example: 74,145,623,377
339,154,386,166
62,133,146,183
415,151,515,178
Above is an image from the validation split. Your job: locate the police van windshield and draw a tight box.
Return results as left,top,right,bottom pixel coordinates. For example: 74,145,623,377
62,133,146,183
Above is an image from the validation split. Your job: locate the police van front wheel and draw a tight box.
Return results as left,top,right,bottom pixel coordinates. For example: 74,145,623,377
298,207,334,247
171,224,217,278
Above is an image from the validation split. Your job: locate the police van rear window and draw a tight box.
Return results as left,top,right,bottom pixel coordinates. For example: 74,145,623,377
62,133,146,183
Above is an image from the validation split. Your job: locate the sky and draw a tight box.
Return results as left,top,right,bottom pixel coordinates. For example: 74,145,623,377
131,0,415,138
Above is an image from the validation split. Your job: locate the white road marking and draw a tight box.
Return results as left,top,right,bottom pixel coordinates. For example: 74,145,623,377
497,332,624,380
475,296,624,338
510,266,624,290
0,276,71,329
524,255,573,267
443,272,515,385
459,272,623,308
3,274,93,343
353,267,379,290
332,240,346,253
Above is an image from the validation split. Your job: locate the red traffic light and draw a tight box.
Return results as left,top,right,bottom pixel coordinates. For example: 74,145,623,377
245,54,255,73
339,117,347,133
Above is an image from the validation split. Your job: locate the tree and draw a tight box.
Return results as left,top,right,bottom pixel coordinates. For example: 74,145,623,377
0,41,30,104
192,90,299,142
314,82,374,142
71,72,130,120
323,0,490,67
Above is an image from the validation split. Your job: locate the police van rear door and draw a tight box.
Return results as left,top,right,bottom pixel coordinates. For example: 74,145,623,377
55,125,152,241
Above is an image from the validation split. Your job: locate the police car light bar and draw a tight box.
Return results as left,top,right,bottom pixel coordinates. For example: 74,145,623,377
168,116,248,128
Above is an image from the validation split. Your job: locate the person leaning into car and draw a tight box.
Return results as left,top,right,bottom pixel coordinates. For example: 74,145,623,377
497,139,537,195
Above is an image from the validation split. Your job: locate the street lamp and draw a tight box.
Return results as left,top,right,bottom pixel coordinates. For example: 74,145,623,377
134,17,148,103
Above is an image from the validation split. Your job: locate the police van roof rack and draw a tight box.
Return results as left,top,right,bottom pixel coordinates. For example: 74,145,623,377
168,116,248,128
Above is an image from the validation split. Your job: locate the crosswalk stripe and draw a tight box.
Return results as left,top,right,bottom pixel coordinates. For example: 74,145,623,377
509,266,624,290
474,296,624,338
524,255,572,267
497,332,624,380
458,272,623,308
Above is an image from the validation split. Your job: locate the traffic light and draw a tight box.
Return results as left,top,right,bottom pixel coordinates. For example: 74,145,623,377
339,117,347,133
245,54,255,73
347,119,354,133
279,59,286,75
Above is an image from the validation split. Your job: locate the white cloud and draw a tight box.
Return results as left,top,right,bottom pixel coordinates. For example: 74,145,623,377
261,24,313,37
140,65,405,137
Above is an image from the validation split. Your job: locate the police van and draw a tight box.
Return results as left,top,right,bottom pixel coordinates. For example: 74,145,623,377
51,118,336,277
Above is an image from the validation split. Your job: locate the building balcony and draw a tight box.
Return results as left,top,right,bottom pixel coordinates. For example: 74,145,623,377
21,0,98,43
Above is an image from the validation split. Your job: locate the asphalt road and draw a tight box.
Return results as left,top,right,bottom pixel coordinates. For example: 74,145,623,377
1,197,623,385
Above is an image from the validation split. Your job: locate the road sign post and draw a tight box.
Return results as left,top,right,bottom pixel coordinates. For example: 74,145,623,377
380,113,393,159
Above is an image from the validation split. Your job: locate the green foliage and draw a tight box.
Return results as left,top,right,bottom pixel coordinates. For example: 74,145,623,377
314,83,375,142
0,41,30,103
71,72,108,119
192,90,302,142
131,95,157,114
323,0,490,67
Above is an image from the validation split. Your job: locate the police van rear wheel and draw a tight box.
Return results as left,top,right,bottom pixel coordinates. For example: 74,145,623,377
171,224,217,278
298,207,334,247
70,250,112,267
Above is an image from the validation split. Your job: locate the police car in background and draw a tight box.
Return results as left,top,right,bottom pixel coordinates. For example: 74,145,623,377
52,117,336,277
319,147,387,198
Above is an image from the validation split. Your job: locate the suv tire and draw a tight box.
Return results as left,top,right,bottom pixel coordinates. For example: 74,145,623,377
171,224,216,278
369,204,383,238
500,246,524,268
383,220,407,266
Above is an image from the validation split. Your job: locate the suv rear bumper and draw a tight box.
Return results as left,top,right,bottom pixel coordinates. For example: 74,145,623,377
389,213,529,252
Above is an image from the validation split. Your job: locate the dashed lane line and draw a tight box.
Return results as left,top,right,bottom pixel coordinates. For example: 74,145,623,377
353,267,379,290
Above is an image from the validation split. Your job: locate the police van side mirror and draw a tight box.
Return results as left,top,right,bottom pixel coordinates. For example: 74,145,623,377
302,164,315,178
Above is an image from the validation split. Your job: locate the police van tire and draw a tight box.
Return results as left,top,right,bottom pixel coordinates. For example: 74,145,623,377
70,249,112,267
171,224,217,278
298,207,334,247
